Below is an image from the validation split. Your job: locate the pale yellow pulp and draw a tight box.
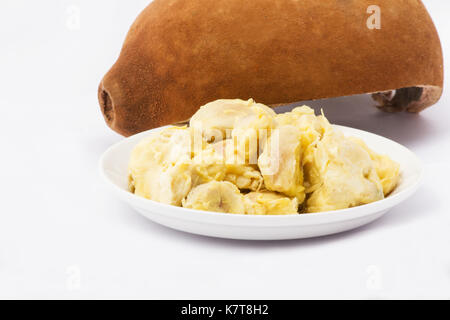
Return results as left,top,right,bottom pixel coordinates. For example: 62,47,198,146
182,181,245,214
129,99,400,214
244,191,299,215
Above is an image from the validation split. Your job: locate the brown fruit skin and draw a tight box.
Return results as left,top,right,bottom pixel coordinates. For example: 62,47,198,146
99,0,443,137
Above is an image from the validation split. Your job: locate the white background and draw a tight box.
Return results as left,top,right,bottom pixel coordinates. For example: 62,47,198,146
0,0,449,299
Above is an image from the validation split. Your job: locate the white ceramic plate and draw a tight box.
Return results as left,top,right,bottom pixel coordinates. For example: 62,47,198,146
99,125,422,240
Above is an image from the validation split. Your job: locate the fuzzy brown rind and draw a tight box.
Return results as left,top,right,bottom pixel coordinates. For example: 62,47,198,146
99,0,443,136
